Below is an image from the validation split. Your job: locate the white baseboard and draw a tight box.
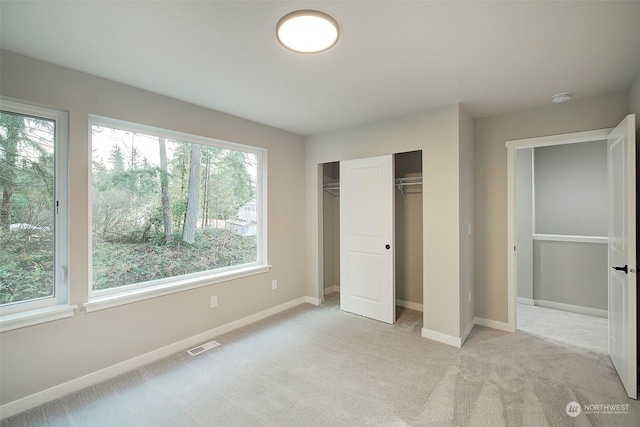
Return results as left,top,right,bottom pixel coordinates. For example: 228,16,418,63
517,297,534,306
421,327,462,348
533,299,607,318
304,296,322,306
0,296,310,420
396,299,423,312
474,317,512,332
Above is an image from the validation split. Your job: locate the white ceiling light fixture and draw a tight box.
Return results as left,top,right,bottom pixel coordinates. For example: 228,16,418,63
551,92,573,103
276,10,339,54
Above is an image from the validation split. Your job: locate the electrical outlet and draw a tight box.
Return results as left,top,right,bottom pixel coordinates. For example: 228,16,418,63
210,295,218,308
272,279,278,290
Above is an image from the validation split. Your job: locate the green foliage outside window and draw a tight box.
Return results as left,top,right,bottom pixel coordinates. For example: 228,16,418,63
91,124,259,291
0,111,55,305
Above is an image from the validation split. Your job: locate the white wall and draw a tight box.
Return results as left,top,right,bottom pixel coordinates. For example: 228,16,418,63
0,50,307,406
305,105,467,341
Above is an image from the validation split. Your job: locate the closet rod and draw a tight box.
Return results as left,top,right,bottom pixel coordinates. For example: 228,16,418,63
395,177,422,201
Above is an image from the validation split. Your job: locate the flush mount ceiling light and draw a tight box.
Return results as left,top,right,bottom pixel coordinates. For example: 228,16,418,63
276,10,339,53
552,92,573,103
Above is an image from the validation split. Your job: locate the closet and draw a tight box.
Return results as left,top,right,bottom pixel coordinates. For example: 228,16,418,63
321,150,423,323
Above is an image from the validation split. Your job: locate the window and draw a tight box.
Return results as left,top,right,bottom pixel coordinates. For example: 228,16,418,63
0,97,71,330
87,117,267,310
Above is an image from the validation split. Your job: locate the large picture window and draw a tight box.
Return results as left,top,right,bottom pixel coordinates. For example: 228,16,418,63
0,98,70,325
89,117,267,305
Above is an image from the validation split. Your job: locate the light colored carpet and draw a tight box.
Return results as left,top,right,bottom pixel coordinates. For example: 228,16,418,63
517,303,608,354
2,293,638,426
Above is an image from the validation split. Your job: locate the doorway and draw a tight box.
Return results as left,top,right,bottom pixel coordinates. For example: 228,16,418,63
514,141,609,353
320,150,423,323
506,117,637,398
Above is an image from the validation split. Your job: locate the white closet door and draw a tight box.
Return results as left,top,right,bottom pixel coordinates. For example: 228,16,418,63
340,155,395,324
608,114,636,399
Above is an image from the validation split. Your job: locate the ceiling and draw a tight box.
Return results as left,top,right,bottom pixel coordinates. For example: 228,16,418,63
1,1,640,136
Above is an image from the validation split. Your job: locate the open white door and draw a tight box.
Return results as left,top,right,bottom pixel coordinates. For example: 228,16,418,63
608,114,637,399
340,155,395,324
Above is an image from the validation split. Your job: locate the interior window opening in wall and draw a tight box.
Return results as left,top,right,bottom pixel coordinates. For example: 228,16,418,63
0,97,71,328
88,116,267,306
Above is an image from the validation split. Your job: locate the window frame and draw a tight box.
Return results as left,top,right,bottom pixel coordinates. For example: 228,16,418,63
0,97,73,332
85,115,269,312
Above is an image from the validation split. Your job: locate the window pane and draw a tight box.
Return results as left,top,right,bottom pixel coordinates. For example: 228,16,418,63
91,124,259,291
0,111,55,305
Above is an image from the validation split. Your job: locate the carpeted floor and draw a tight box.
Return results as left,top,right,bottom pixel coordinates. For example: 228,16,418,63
2,293,638,426
517,303,608,354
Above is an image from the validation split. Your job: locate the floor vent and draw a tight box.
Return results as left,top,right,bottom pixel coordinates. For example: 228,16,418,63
187,340,220,356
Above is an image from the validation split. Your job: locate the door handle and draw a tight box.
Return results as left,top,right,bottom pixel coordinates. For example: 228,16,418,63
612,265,628,274
385,244,391,250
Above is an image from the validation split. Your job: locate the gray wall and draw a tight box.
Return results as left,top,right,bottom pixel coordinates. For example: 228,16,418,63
0,50,307,405
474,91,629,323
535,141,608,236
631,74,640,121
530,141,608,310
533,240,608,310
395,151,423,306
322,163,340,291
516,149,534,300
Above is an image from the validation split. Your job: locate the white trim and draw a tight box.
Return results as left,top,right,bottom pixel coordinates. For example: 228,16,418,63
0,305,77,333
84,265,271,313
505,128,612,149
304,296,322,306
507,144,517,332
474,317,513,333
396,299,423,312
421,327,462,348
0,296,310,419
87,115,268,303
506,127,613,336
533,299,608,319
0,97,70,317
517,297,535,306
532,234,608,244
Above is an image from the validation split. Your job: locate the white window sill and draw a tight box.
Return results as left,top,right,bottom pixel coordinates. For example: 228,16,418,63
0,304,78,333
84,264,271,313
